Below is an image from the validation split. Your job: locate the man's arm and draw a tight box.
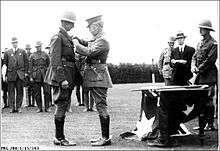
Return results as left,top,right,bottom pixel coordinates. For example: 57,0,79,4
198,43,217,74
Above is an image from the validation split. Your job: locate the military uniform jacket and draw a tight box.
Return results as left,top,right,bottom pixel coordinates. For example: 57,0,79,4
192,35,217,84
78,33,113,88
171,45,195,84
44,27,81,89
29,51,50,82
158,47,173,79
3,48,28,81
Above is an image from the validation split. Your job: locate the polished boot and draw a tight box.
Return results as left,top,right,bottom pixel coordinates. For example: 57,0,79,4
54,116,76,146
91,115,111,146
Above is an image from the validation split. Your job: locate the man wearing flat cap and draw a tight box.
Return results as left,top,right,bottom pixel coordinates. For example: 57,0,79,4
44,11,82,146
29,41,51,113
191,19,218,131
3,37,28,113
73,15,113,146
158,36,176,86
170,31,195,86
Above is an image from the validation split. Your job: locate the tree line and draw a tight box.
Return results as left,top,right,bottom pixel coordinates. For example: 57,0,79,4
107,63,164,84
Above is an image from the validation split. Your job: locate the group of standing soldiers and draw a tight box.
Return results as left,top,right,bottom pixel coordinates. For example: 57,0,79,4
1,39,53,113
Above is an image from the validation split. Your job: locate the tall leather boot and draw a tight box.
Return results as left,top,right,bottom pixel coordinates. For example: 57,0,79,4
54,116,65,141
54,116,76,146
91,115,111,146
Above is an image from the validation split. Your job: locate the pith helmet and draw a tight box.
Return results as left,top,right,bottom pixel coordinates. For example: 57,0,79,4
35,41,42,47
175,31,187,39
86,15,102,27
25,44,31,49
198,19,215,31
61,11,76,23
11,37,18,43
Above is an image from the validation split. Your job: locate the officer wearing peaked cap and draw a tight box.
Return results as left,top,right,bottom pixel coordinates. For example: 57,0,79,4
44,11,82,146
3,37,29,113
191,19,218,131
73,15,113,146
29,41,51,113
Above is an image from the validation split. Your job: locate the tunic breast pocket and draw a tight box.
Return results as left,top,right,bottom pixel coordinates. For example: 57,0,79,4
84,67,105,82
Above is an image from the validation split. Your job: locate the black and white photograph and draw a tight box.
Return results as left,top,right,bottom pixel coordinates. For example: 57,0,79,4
1,1,219,150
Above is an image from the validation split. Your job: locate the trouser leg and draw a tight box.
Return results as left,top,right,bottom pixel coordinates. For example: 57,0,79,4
76,85,81,104
90,87,110,138
33,83,42,110
16,78,24,109
3,89,8,107
83,87,89,109
8,81,16,110
205,84,215,125
43,83,51,110
89,92,94,109
53,86,72,140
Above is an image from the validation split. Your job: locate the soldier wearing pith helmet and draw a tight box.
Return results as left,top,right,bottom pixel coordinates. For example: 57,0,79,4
191,19,218,131
44,11,81,146
73,15,113,146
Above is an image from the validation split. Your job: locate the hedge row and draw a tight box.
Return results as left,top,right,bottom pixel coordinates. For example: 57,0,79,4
107,63,164,84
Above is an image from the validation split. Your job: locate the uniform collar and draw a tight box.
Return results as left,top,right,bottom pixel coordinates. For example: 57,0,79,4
59,27,71,40
202,34,212,43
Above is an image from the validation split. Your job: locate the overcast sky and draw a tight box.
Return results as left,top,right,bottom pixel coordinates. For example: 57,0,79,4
1,1,219,64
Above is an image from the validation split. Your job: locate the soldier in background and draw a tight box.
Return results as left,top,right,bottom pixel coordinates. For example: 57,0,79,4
29,41,51,113
1,48,9,109
158,36,176,85
75,53,85,107
24,44,35,107
3,37,28,113
191,19,218,131
45,45,53,107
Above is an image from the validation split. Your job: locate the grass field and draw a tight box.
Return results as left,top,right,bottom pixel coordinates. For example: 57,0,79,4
1,83,218,150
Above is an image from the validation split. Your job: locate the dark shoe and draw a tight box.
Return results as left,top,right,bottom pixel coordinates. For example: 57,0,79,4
30,105,36,107
204,124,217,131
36,109,43,113
79,104,85,106
53,138,76,146
147,139,169,147
45,109,51,112
91,137,111,146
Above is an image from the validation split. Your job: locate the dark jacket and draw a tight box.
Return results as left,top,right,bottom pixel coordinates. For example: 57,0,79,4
3,48,28,81
44,27,82,88
192,35,217,84
171,45,195,85
29,51,50,82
